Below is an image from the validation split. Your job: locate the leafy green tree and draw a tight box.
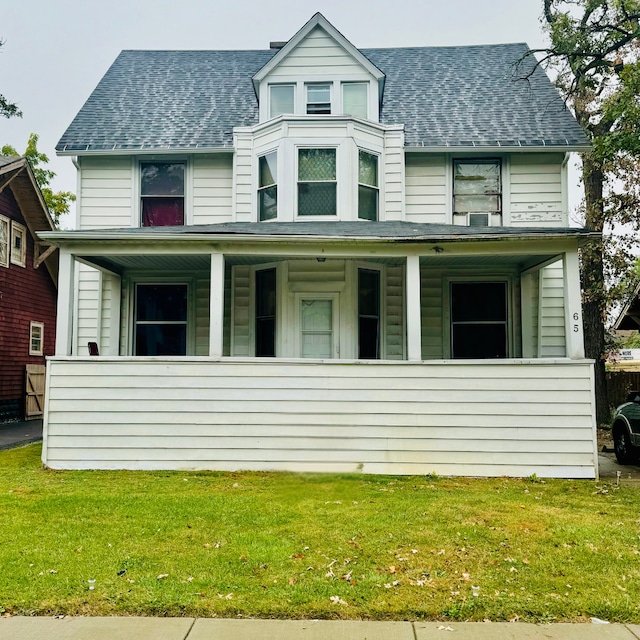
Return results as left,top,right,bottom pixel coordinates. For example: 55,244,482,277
2,133,75,226
0,40,21,118
525,0,640,425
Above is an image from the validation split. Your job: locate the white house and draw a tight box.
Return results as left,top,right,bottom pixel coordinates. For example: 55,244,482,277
40,14,599,477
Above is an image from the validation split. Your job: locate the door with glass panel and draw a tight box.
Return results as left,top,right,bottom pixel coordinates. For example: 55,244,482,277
299,296,338,358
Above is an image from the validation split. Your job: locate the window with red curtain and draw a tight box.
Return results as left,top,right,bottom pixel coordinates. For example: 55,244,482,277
141,162,185,226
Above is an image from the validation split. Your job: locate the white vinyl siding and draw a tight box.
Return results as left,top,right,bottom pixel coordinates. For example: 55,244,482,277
43,358,596,478
268,26,367,78
405,154,447,223
382,132,404,221
75,265,101,356
195,275,211,356
78,156,133,230
538,261,566,357
509,154,565,226
231,265,251,356
233,136,253,222
192,155,233,224
100,274,114,352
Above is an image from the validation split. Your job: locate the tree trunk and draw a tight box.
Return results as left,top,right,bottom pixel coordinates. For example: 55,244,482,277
581,153,610,426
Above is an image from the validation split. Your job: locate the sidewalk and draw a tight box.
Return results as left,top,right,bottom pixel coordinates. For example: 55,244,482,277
0,419,43,450
1,618,639,640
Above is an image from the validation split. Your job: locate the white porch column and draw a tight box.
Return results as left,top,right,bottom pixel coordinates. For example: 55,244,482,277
209,252,225,357
105,273,122,356
406,255,422,361
563,249,585,359
55,249,75,356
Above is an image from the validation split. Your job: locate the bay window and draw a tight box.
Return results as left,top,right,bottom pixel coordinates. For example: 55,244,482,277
140,162,185,226
298,149,337,216
306,84,331,114
358,150,378,221
258,152,278,221
342,83,368,119
269,85,295,118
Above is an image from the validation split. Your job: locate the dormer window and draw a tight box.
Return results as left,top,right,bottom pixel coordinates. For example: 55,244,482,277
306,84,331,114
141,162,185,226
269,85,295,118
342,83,368,119
258,152,278,221
298,148,336,216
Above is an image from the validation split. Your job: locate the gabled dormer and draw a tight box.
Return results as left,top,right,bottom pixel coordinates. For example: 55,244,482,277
252,13,385,123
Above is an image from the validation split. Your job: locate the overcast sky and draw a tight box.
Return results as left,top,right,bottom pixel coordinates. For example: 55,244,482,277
2,0,573,227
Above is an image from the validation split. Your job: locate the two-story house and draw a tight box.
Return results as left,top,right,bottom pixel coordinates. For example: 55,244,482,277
40,14,599,477
1,156,57,422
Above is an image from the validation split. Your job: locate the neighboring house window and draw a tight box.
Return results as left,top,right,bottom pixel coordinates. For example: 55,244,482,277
298,149,337,216
134,283,188,355
450,281,508,359
258,152,278,221
453,159,501,226
269,85,295,118
0,215,9,268
140,162,185,226
10,221,26,267
29,322,44,356
255,268,276,357
358,269,380,359
342,83,368,118
358,150,378,221
306,83,331,114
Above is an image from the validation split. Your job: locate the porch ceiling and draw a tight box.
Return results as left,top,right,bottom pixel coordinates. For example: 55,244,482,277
81,252,557,274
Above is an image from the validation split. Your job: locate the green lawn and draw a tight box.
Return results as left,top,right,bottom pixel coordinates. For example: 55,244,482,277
0,444,639,622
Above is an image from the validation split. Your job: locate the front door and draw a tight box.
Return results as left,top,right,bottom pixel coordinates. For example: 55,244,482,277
299,296,338,358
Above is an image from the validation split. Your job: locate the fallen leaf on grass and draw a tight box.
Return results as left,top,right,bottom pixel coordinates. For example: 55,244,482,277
157,574,169,580
330,595,347,605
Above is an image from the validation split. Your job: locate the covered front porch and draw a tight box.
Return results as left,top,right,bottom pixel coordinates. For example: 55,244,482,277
42,223,598,477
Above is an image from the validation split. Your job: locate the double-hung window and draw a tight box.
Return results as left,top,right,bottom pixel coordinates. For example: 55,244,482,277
140,162,185,226
258,152,277,221
298,149,336,216
453,159,501,226
255,268,276,357
358,269,380,359
358,150,379,221
10,221,26,267
342,83,368,119
0,215,9,268
269,85,294,118
450,281,508,359
29,322,44,356
306,84,331,114
134,283,188,356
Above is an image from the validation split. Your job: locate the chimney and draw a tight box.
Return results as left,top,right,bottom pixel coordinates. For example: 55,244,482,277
270,41,286,50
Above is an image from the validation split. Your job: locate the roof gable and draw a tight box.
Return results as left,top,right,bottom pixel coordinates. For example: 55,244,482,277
252,13,385,92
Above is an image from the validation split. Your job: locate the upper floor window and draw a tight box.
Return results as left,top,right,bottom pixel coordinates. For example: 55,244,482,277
342,83,368,119
0,215,9,268
453,159,501,227
269,85,295,118
306,84,331,114
10,221,26,267
141,162,184,226
258,152,278,221
358,150,378,221
298,149,336,216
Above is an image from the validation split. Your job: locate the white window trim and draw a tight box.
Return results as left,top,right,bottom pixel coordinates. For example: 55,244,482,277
29,321,44,356
256,150,279,222
10,221,26,267
134,158,190,227
305,82,332,115
0,215,9,268
442,274,514,359
357,149,380,221
126,276,196,356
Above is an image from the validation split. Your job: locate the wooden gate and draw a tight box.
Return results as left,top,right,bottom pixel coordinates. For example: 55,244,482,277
25,364,46,419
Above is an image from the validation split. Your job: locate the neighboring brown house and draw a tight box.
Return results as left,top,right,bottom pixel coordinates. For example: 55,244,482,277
0,156,58,422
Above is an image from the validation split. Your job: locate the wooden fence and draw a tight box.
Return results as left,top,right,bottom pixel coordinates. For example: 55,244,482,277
607,371,640,407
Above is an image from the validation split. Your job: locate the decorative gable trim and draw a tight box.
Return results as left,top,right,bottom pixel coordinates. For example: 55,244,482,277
252,13,385,95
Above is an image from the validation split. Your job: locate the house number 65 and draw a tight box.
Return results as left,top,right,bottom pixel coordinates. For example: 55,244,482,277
573,312,579,332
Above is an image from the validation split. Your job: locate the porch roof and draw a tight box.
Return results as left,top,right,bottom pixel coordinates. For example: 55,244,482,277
39,221,599,244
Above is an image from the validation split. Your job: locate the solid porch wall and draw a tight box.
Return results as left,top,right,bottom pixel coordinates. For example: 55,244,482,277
43,358,597,478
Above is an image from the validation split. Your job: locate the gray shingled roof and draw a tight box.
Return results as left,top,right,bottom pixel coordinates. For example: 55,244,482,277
56,43,588,152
